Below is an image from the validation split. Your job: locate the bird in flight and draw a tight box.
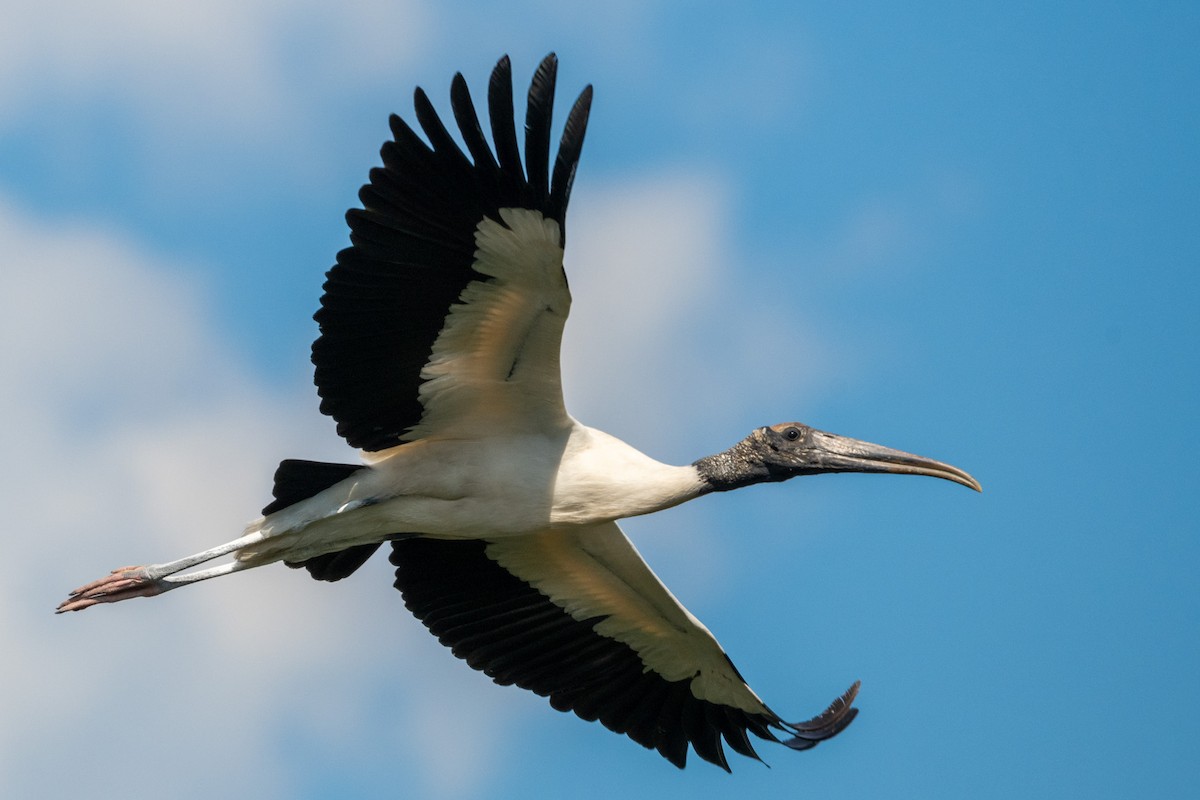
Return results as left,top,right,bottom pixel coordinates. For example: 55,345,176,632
58,53,980,770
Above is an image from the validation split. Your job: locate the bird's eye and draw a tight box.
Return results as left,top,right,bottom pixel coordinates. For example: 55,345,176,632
784,427,801,441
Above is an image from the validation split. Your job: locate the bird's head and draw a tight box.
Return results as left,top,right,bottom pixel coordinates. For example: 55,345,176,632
695,422,981,493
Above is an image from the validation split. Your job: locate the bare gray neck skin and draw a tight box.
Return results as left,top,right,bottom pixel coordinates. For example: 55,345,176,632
693,437,775,494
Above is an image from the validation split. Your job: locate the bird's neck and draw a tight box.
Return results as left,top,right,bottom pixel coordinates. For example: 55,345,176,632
552,426,708,525
692,437,773,494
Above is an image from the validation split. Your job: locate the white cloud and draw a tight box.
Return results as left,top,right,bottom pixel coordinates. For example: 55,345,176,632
0,5,979,791
0,166,841,797
0,196,528,800
0,31,916,782
0,143,936,790
562,172,726,442
0,150,925,798
0,0,433,139
562,171,846,458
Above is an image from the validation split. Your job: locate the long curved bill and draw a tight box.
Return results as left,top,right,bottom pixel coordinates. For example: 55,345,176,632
811,430,982,492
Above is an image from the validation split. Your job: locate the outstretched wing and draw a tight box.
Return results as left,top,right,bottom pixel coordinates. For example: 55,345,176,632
390,523,859,770
313,54,593,451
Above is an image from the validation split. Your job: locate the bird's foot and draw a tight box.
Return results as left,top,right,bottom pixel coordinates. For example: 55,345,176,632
56,566,165,613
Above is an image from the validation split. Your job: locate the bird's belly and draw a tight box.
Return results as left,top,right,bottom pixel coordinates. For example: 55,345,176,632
253,484,562,564
371,491,563,538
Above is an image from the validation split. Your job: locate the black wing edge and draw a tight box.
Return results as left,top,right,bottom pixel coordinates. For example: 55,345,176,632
261,459,381,582
312,53,593,452
390,537,860,770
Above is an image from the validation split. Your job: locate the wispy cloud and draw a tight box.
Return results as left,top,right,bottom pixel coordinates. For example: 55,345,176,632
0,194,529,799
0,153,851,794
0,0,433,145
0,11,922,794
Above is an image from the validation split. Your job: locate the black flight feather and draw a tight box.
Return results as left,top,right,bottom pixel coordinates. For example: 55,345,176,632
312,53,591,452
389,536,858,769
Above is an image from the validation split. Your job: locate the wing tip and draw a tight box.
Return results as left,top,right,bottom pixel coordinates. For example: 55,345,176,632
777,679,862,749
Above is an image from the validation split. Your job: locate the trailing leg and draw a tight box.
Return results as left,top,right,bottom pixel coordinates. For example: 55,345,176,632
56,530,266,613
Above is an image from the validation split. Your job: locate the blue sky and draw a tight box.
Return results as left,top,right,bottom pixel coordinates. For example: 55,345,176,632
3,2,1197,798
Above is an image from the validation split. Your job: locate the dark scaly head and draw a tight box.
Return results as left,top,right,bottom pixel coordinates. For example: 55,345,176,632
694,423,981,494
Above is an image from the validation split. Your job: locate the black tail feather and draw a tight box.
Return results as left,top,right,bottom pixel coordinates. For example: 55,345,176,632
263,459,378,582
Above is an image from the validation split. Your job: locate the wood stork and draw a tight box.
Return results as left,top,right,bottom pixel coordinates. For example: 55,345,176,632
58,54,980,770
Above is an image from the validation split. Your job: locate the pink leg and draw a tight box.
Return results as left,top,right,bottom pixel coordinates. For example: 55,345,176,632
56,566,166,612
56,530,266,613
